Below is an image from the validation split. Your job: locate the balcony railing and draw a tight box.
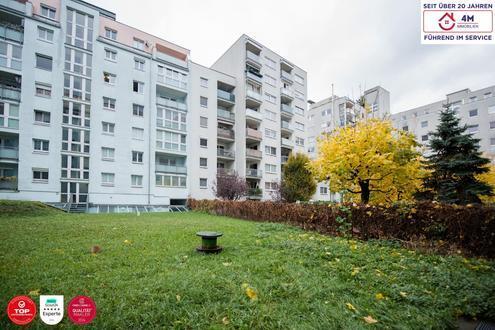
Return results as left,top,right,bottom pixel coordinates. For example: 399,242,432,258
246,89,262,102
281,137,293,147
0,85,21,102
156,119,187,132
246,51,261,65
217,149,234,158
217,89,235,103
217,168,235,176
155,164,187,174
0,178,17,190
157,75,187,90
156,142,186,153
281,155,289,163
217,109,235,122
280,87,294,98
248,187,263,197
217,127,235,139
281,104,294,115
246,70,263,83
281,121,293,131
246,108,263,121
246,148,262,159
0,146,18,159
0,25,23,43
281,70,293,82
0,116,19,129
246,168,262,178
156,97,187,111
246,127,262,140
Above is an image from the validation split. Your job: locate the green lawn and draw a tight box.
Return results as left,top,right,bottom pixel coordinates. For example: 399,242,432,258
0,204,494,329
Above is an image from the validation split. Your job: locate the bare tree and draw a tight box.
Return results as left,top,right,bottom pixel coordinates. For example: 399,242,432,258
212,170,248,200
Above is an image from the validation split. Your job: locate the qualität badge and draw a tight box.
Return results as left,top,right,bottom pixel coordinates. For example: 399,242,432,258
68,295,96,325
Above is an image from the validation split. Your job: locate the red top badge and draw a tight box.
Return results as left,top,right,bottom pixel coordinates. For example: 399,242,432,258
7,295,37,325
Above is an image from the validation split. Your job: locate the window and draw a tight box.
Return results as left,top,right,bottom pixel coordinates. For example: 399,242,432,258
200,178,208,188
264,110,277,121
157,65,188,89
156,131,186,151
265,93,276,104
156,174,187,188
264,74,276,86
103,97,116,110
156,107,187,131
265,164,276,173
469,96,477,103
40,5,56,19
37,26,53,42
105,49,117,61
33,168,49,182
421,135,429,141
33,138,49,152
200,157,207,168
133,80,144,93
34,110,50,124
265,146,276,156
134,58,145,71
295,74,304,85
200,77,208,87
295,90,304,100
102,122,114,135
320,186,328,195
265,128,276,139
265,182,277,191
295,121,305,131
489,105,495,114
490,121,495,129
200,96,208,107
133,38,145,50
295,106,304,116
101,147,115,161
484,92,493,99
200,138,208,147
131,175,143,187
132,151,143,163
132,127,144,140
0,103,19,129
491,138,495,146
133,104,144,117
62,127,89,154
469,109,478,117
402,126,409,131
101,172,115,186
65,9,93,51
63,101,90,128
296,137,304,146
105,28,117,40
35,83,51,98
64,74,91,101
61,154,89,180
64,48,92,76
103,72,116,84
467,124,479,133
421,121,428,128
264,56,275,70
36,54,52,71
200,116,208,128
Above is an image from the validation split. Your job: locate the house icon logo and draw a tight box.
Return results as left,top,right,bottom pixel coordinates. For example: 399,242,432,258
438,12,456,31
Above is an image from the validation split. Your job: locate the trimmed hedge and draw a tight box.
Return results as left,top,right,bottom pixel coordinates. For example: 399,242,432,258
188,199,495,258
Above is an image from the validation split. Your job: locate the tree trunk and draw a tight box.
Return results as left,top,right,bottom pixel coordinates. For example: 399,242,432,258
359,180,370,204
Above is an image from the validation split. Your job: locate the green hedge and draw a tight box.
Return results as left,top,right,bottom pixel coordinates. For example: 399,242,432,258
188,199,495,258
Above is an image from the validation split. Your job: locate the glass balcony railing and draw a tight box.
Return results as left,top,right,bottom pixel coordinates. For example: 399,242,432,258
217,168,234,175
0,25,23,43
281,104,294,115
217,109,235,122
157,75,187,90
281,70,293,81
156,97,187,111
0,116,19,129
246,169,262,178
0,146,18,159
281,137,293,147
0,85,21,102
217,149,234,158
248,188,263,197
246,127,262,140
155,164,187,174
281,155,289,163
280,87,294,98
156,119,187,132
0,178,17,190
217,127,235,139
246,89,262,102
246,108,263,121
246,51,261,64
246,148,262,159
281,121,293,131
217,89,235,102
246,70,263,83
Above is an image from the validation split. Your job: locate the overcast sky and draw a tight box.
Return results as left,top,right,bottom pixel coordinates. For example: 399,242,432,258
90,0,495,113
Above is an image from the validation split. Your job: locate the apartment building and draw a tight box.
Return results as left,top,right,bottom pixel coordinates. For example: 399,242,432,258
391,85,495,160
306,86,390,201
211,36,308,200
0,0,308,206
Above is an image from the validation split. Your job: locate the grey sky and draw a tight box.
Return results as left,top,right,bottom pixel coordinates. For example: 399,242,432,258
90,0,495,113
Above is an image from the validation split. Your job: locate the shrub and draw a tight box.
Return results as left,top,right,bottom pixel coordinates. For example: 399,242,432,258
188,199,495,258
212,171,248,200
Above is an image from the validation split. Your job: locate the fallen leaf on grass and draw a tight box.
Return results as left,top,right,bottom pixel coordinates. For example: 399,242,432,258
222,317,229,325
28,289,40,296
222,262,232,267
245,287,257,300
346,303,357,312
375,293,385,300
124,240,131,244
363,315,378,324
399,291,407,297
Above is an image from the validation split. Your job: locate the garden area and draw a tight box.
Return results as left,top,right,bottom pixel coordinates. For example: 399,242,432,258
0,201,494,329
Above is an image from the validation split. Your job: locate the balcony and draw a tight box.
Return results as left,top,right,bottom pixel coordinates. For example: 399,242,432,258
246,51,261,67
217,149,235,159
156,119,186,132
156,97,187,111
280,87,294,101
246,108,263,122
156,143,186,154
281,104,294,117
281,137,293,149
157,75,187,91
0,85,20,102
246,127,262,141
217,89,235,103
217,168,235,176
0,178,17,190
217,127,235,140
246,168,262,178
217,108,235,123
248,187,263,199
155,164,187,174
0,25,23,44
246,70,263,84
281,155,289,164
281,121,293,133
246,148,262,159
280,70,293,83
0,116,19,130
0,146,18,160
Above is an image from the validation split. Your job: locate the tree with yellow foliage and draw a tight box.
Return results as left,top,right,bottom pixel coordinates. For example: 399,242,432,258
477,164,495,203
310,118,424,204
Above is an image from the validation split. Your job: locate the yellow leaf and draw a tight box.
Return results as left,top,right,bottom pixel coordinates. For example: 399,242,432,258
222,316,229,325
28,289,40,296
375,293,385,300
241,283,249,289
124,239,131,244
222,262,232,267
363,315,378,324
351,268,360,276
176,294,181,302
399,291,407,297
345,303,357,312
245,287,257,300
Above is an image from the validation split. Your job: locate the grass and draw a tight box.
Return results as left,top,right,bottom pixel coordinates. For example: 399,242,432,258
0,204,494,329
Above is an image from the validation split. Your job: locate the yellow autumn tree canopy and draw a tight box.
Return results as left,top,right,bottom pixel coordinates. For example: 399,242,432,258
310,118,424,203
